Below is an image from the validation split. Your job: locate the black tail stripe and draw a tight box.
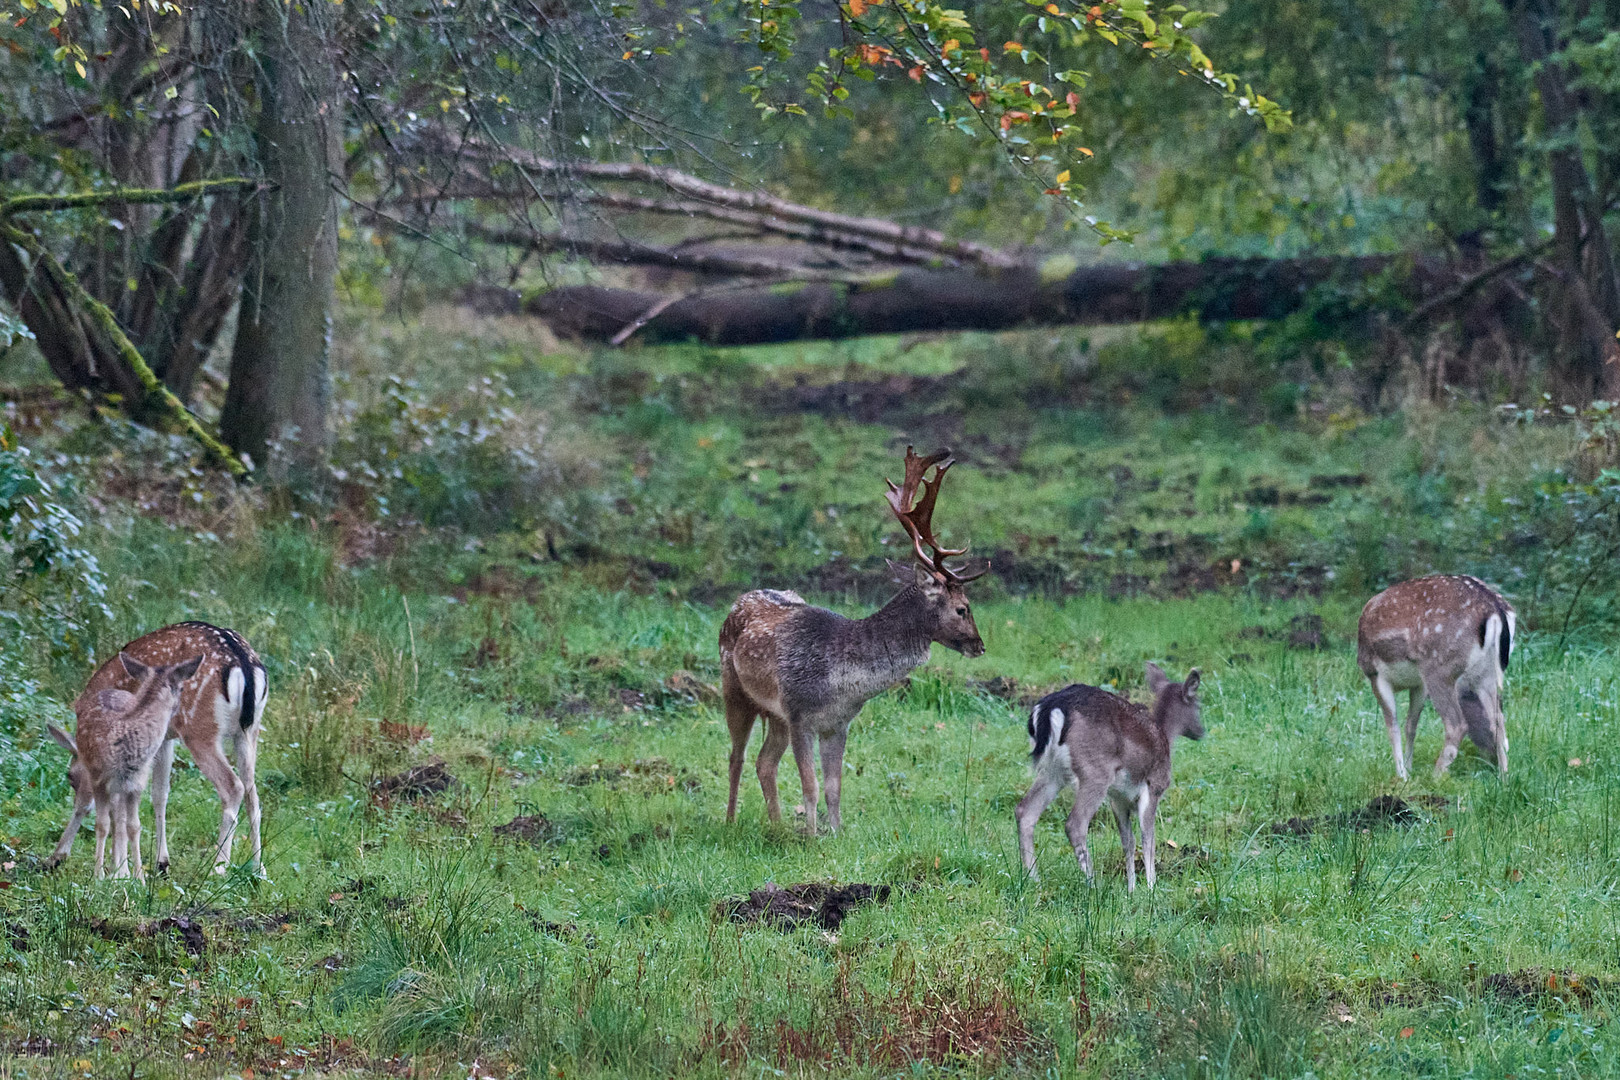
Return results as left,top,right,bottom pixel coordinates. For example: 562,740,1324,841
181,621,259,729
1030,706,1052,760
1499,608,1512,672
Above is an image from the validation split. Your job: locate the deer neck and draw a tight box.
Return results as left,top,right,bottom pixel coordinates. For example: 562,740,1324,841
834,586,934,697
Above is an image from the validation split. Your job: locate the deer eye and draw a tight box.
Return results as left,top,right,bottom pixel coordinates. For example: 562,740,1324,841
955,607,967,617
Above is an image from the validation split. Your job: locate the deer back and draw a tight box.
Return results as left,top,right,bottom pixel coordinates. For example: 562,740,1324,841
78,622,266,742
1031,683,1168,784
72,655,199,794
1358,575,1514,677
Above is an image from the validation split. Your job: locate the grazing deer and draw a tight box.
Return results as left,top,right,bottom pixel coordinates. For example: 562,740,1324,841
720,447,986,834
1357,574,1515,779
47,622,269,875
46,653,203,879
1016,663,1204,892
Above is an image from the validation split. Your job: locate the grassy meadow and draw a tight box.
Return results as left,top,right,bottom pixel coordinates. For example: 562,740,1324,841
1,307,1618,1078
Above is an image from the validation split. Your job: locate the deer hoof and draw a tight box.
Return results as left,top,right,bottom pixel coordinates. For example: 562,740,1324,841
43,854,64,872
156,861,169,876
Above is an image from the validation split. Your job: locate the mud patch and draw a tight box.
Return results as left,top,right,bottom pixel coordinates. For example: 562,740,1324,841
494,813,556,846
373,759,458,802
6,921,27,952
1271,794,1449,837
720,882,892,931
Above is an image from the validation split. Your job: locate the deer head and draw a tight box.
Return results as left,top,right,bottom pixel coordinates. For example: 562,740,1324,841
1145,662,1204,740
885,446,986,657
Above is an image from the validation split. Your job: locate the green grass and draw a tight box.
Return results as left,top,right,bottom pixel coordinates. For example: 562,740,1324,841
1,307,1617,1078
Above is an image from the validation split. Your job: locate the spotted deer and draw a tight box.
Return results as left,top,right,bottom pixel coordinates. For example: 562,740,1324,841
47,622,269,875
46,653,202,879
1357,574,1515,779
1016,663,1204,892
720,447,986,834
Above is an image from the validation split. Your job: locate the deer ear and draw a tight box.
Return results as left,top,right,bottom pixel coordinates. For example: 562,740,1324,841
170,655,204,683
914,564,944,592
118,652,151,680
1144,661,1170,695
46,723,77,755
1183,669,1201,698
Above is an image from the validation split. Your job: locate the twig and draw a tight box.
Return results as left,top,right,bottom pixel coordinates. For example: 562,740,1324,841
1400,237,1554,332
610,293,687,346
0,178,263,219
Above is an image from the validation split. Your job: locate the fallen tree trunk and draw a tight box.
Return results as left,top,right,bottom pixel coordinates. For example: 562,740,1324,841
530,254,1444,345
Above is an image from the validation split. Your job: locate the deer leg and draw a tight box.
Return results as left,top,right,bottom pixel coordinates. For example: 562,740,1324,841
93,793,111,880
1108,790,1136,893
46,787,93,871
1140,789,1160,891
755,716,791,823
150,738,176,873
790,724,820,835
1421,673,1469,777
819,726,849,833
1403,685,1427,778
724,690,758,824
1370,674,1406,781
233,726,264,874
188,735,245,874
1015,776,1063,879
109,792,131,880
1481,681,1509,773
124,791,144,882
1066,777,1111,882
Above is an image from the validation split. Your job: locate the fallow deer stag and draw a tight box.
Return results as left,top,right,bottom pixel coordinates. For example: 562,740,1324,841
720,446,986,834
46,653,202,879
1358,574,1515,778
47,622,269,875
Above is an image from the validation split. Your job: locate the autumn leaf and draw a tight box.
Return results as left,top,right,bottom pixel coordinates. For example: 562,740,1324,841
848,0,867,14
1000,110,1032,130
907,65,923,81
1399,1027,1414,1039
1066,91,1080,107
1077,146,1094,156
1055,169,1071,183
1004,41,1025,53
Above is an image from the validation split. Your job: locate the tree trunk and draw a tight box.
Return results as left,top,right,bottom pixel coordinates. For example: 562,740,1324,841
529,255,1439,346
220,0,342,474
1509,0,1620,395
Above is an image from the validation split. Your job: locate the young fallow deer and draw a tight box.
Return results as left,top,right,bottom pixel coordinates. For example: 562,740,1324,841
1016,663,1204,892
720,447,986,834
1357,574,1515,779
47,622,269,875
47,653,202,879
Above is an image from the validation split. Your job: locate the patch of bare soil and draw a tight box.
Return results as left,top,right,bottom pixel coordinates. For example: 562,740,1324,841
493,812,555,847
756,373,953,423
373,759,458,802
1484,969,1608,1004
720,882,892,931
1287,613,1327,650
1271,794,1449,837
2,1035,58,1057
563,757,699,793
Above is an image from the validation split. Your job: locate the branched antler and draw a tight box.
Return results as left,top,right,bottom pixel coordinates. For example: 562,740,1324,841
885,445,986,584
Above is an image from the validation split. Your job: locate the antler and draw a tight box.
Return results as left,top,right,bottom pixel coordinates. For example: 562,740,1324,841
884,445,987,584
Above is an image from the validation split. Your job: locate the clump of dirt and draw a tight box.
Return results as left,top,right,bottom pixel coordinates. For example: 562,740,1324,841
1286,613,1326,650
721,882,892,931
563,757,699,793
6,922,27,952
3,1035,57,1057
1271,794,1449,837
373,759,457,802
312,953,344,974
1309,472,1369,489
155,916,208,956
89,915,209,955
494,812,555,846
1484,968,1606,1004
664,670,719,703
